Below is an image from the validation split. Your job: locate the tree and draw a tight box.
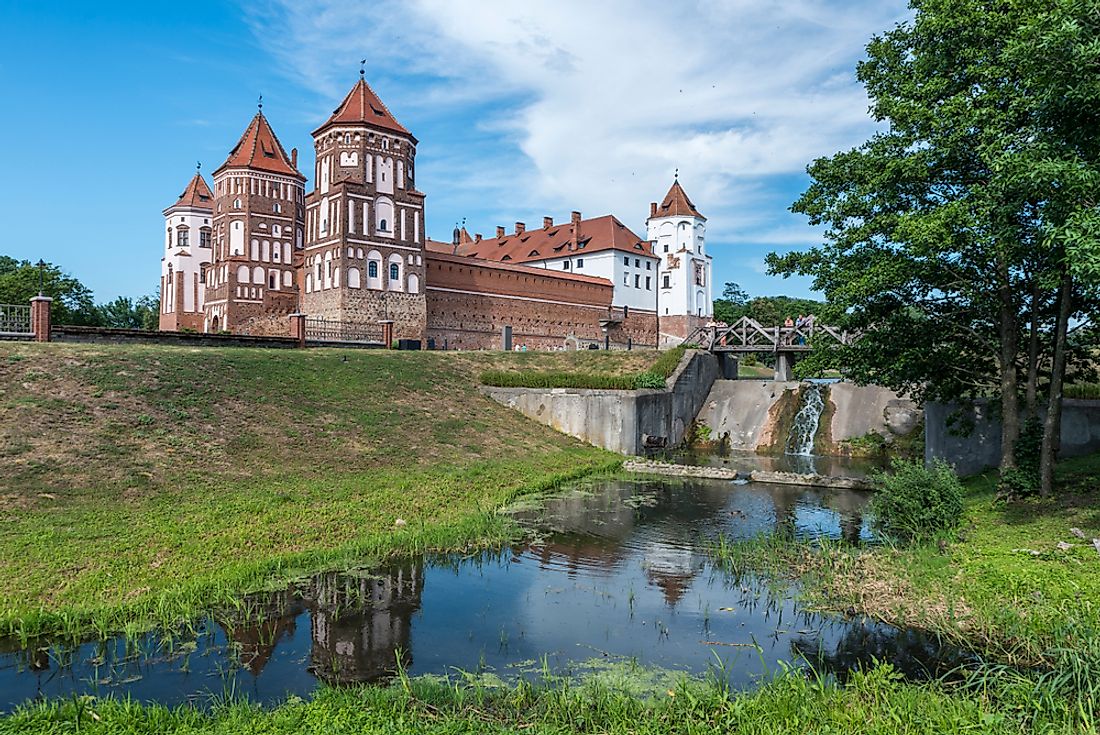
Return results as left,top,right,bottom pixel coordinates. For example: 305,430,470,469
712,282,826,327
0,256,100,326
713,282,748,324
767,0,1096,483
97,294,159,330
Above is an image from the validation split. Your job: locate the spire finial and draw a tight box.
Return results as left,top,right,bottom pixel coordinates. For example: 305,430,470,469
196,160,201,173
360,59,366,79
674,167,679,180
258,94,263,111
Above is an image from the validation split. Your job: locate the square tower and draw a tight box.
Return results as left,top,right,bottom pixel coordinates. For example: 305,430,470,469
206,110,306,335
302,74,427,341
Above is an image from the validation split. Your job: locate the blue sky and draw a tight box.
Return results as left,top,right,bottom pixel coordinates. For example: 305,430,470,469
0,0,909,302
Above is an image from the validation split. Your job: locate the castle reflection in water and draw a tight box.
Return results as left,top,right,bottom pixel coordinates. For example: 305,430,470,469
222,561,424,685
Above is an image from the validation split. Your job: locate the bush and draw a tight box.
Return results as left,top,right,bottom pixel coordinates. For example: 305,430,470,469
870,459,964,544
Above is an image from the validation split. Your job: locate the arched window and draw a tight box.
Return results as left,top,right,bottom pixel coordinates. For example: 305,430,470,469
380,219,388,231
269,273,277,289
237,265,250,283
253,266,265,284
368,261,378,279
389,263,399,281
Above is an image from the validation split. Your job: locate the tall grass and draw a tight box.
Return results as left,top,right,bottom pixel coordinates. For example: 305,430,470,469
2,664,1024,734
481,346,687,390
1066,383,1100,400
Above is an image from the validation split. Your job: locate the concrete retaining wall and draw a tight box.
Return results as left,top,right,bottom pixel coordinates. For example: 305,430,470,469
696,380,919,453
925,400,1100,476
481,350,719,455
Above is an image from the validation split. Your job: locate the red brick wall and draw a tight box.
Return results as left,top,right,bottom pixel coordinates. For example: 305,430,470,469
424,253,660,350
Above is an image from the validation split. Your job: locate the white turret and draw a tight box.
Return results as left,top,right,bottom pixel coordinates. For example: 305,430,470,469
160,169,214,331
648,177,713,346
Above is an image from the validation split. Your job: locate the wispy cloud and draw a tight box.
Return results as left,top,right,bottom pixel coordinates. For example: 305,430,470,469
242,0,909,295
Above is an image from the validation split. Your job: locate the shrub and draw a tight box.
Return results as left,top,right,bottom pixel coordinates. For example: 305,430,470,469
998,416,1042,499
869,459,964,544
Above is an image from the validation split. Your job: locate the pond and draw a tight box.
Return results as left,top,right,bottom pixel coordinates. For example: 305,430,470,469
0,477,969,711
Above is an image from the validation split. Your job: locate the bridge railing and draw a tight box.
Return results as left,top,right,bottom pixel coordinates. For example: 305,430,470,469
683,316,858,352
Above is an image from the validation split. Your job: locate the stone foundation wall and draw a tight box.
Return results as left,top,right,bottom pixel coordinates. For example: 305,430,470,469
302,288,427,342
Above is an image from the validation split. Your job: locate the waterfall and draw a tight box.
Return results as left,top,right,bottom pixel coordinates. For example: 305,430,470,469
786,383,826,458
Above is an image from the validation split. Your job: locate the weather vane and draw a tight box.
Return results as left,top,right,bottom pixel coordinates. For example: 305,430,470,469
196,160,201,173
675,167,679,180
258,94,263,111
360,59,366,78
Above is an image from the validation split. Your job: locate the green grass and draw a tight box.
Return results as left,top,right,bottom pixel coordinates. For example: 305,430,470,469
480,347,686,390
1066,382,1100,399
1,664,1030,734
0,343,634,639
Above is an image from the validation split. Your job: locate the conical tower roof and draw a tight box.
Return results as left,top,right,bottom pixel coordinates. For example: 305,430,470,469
313,76,414,141
167,172,213,212
216,111,304,179
652,179,705,221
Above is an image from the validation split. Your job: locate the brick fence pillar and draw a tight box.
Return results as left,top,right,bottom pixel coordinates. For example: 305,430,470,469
380,320,394,349
30,296,52,343
288,312,306,348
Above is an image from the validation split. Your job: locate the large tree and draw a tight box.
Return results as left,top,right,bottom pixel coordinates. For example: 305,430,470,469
767,0,1097,486
0,256,100,326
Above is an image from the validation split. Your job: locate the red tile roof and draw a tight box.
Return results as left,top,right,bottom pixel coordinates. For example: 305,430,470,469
426,245,614,286
168,173,213,211
454,215,654,264
652,179,705,221
313,77,413,140
216,112,304,179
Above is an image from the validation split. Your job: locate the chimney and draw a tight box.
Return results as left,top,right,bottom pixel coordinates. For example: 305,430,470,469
515,221,526,235
650,202,657,218
496,226,506,238
543,216,554,229
475,233,482,243
571,211,582,225
291,148,298,169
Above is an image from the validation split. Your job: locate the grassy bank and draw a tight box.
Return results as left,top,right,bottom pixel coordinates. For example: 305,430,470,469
711,453,1100,665
0,343,632,639
3,664,1028,735
480,346,685,390
706,453,1100,731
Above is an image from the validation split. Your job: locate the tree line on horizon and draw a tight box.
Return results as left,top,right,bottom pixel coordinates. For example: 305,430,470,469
0,256,159,330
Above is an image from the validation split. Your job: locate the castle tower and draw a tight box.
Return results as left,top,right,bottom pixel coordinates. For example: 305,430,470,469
648,177,713,346
302,72,427,341
206,107,306,335
160,170,213,331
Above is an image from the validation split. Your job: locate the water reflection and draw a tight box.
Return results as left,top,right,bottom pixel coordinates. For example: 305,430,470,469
0,478,961,712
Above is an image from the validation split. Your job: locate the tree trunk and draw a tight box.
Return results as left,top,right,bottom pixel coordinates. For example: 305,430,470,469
997,258,1020,472
1039,266,1073,497
1025,281,1041,415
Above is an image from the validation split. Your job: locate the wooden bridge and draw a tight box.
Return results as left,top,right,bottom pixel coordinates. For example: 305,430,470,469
683,316,859,380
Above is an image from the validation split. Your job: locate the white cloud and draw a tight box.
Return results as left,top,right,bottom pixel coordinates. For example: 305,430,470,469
243,0,908,283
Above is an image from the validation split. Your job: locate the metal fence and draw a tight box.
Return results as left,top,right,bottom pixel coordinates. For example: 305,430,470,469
0,304,31,335
304,317,384,344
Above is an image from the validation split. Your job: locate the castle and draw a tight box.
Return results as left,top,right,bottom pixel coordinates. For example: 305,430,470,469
160,73,713,349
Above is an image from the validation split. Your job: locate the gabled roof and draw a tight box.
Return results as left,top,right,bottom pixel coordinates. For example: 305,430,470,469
216,112,304,179
454,215,655,265
313,77,414,140
166,172,213,212
651,179,705,221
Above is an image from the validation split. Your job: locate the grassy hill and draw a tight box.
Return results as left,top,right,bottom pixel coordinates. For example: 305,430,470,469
0,343,657,638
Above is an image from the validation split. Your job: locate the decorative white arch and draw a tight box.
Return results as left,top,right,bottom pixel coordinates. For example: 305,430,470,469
348,267,362,288
237,265,250,283
407,273,420,294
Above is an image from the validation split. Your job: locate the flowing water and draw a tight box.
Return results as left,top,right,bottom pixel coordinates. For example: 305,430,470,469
786,383,826,458
0,478,969,712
